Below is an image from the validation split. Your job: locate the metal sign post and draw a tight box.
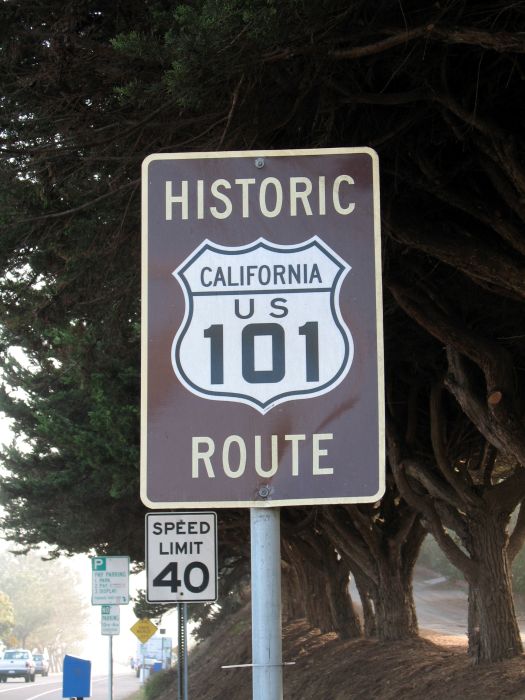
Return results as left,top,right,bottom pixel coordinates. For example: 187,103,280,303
108,636,113,700
177,604,189,700
101,605,120,700
251,509,282,699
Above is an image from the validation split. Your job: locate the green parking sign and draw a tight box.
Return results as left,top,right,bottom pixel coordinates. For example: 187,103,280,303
91,555,130,605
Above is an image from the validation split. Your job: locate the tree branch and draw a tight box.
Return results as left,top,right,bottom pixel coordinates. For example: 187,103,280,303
487,468,525,516
388,220,525,301
391,460,478,583
403,459,466,511
322,510,377,584
430,382,480,508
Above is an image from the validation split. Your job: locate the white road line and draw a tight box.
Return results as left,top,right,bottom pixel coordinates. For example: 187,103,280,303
22,689,62,700
0,684,60,695
24,677,107,700
0,676,108,700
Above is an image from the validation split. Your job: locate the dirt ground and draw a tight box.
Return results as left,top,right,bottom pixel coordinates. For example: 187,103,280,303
153,604,525,700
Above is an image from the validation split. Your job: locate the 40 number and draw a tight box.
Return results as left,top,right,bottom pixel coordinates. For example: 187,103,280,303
152,562,210,594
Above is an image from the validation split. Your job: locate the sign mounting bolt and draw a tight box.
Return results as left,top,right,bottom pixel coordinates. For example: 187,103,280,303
255,157,265,168
258,485,271,498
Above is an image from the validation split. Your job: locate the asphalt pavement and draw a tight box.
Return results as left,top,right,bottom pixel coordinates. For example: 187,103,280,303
0,668,140,700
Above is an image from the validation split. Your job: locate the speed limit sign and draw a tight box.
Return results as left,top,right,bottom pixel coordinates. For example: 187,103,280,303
146,512,217,603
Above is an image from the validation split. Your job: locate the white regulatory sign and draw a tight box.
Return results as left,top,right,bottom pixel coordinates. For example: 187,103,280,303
101,605,120,635
91,555,130,605
146,512,217,603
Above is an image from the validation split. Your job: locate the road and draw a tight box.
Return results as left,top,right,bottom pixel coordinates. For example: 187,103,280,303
413,568,468,636
414,566,525,639
0,669,140,700
350,565,525,640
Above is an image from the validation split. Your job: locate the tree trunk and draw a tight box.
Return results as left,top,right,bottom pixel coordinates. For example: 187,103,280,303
324,555,361,639
467,586,480,658
468,517,522,663
299,557,333,633
353,571,376,637
283,532,361,638
281,559,306,622
375,563,418,641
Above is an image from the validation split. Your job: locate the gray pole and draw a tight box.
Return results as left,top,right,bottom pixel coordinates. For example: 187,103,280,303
108,635,113,700
177,605,182,700
251,507,282,700
183,603,189,700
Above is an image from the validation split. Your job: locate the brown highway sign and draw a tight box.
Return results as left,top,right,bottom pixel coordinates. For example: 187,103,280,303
141,148,384,508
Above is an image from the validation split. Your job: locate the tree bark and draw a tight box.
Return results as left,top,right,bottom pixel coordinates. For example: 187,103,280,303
374,560,419,641
353,571,377,637
467,516,522,663
323,552,362,639
467,586,480,658
387,326,525,664
281,533,362,638
281,558,305,622
321,505,424,641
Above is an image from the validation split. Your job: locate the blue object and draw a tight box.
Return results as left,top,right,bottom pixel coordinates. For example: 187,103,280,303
62,655,92,698
152,662,162,673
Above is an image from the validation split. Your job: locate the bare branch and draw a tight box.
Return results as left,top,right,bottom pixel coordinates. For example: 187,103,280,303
329,26,432,59
322,510,377,584
8,180,139,226
404,459,466,511
487,469,525,516
430,382,480,508
345,505,382,560
391,460,478,583
217,75,244,148
392,510,418,551
388,221,525,301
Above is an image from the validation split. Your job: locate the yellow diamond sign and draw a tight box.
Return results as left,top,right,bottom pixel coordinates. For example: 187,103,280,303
130,618,158,643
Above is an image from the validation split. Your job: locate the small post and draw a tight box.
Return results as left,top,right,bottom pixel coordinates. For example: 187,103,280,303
140,646,146,684
177,603,185,700
108,636,113,700
183,603,189,700
251,507,282,700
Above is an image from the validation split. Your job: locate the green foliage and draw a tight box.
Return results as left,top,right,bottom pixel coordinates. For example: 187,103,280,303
0,0,525,615
0,322,144,557
143,667,177,700
133,590,176,624
0,551,88,654
0,591,15,641
190,551,250,643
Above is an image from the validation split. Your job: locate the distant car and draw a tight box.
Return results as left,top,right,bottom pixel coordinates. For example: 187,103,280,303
0,649,36,682
32,654,49,677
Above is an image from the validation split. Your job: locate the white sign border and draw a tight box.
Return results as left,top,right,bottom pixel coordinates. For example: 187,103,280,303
141,147,384,509
145,511,218,604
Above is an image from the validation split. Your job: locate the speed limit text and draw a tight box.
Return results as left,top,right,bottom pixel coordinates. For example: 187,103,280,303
151,519,211,556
